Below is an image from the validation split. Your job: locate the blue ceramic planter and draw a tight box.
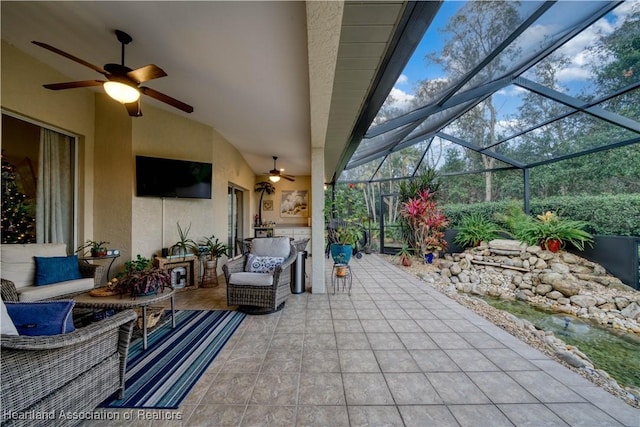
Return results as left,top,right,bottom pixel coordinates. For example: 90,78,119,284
330,244,353,265
424,253,434,264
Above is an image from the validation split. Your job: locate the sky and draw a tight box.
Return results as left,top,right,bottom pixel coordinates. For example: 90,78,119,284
385,1,637,123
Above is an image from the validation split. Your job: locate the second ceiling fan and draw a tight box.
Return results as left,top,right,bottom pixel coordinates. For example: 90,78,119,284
266,156,294,182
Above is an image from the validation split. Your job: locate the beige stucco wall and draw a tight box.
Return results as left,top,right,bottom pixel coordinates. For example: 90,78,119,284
2,40,257,276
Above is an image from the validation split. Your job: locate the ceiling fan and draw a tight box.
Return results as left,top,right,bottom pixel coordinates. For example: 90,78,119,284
266,156,295,182
32,29,193,117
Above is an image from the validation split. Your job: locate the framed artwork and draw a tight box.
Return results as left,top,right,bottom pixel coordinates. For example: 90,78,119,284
263,199,273,211
280,190,308,218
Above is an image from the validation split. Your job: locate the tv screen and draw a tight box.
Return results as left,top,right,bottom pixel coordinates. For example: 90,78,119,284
136,155,212,199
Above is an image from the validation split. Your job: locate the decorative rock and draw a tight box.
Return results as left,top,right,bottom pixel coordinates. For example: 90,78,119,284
519,282,533,290
537,251,554,261
570,265,592,274
551,263,570,274
570,295,598,308
450,264,462,276
621,302,640,320
546,291,563,300
499,292,515,301
489,239,527,252
458,272,470,283
615,297,630,310
556,349,587,368
536,284,553,295
539,272,563,285
535,259,548,270
515,291,530,301
552,281,580,297
561,253,580,264
557,297,570,305
526,245,542,254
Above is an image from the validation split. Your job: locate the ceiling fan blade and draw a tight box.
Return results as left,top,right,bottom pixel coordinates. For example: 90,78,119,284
140,86,193,113
127,64,167,84
124,101,142,117
43,80,105,90
282,175,295,182
32,41,108,76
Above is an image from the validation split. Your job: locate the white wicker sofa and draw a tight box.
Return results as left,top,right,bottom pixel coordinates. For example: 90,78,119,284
0,244,102,301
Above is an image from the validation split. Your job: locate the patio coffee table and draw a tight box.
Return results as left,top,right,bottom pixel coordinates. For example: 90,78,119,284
74,289,175,350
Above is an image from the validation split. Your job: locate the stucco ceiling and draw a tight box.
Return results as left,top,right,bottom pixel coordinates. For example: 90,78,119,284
1,1,407,180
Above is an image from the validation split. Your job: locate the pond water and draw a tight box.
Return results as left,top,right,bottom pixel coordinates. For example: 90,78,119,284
484,298,640,389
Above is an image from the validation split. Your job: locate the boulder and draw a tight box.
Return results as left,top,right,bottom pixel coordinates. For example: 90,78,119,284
546,291,563,300
450,264,462,276
535,284,553,295
539,272,563,285
570,295,598,308
550,263,570,274
621,302,640,320
534,259,548,270
614,297,630,310
552,281,580,297
489,239,527,252
561,253,580,264
537,251,554,261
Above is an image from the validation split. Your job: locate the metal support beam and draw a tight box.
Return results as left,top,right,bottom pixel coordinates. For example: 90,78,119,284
523,168,530,214
437,132,526,168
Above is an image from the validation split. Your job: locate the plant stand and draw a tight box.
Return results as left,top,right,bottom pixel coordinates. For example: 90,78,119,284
331,263,352,296
200,257,219,287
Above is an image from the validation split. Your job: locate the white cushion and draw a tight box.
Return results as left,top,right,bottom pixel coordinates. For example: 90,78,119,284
228,272,274,287
245,254,284,273
1,299,18,335
1,243,68,288
251,237,290,258
17,278,94,302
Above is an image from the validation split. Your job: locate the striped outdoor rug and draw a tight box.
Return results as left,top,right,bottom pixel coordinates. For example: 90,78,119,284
101,309,245,409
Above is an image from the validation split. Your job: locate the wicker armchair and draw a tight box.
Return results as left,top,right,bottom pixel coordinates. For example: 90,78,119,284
1,308,137,427
223,237,297,314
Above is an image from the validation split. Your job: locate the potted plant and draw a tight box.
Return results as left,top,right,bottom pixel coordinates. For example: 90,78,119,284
329,221,360,265
76,240,109,257
500,206,594,252
527,211,593,252
171,222,197,257
114,255,171,298
199,234,229,287
396,245,414,267
454,213,504,248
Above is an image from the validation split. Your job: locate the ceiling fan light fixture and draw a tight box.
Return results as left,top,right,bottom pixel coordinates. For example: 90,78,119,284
269,175,281,183
103,81,140,103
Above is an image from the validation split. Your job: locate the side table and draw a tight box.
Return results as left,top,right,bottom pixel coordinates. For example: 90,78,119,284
331,263,352,296
79,254,120,283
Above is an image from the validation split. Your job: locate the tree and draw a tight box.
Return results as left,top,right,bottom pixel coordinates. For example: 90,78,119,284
1,154,36,243
423,1,521,202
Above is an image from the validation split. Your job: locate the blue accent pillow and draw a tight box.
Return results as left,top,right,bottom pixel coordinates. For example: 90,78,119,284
4,300,75,336
34,255,82,286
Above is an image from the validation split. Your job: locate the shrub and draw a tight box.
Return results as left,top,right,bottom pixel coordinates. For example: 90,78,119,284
454,213,505,248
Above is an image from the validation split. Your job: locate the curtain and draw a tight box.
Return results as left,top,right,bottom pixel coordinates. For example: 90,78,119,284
36,129,73,249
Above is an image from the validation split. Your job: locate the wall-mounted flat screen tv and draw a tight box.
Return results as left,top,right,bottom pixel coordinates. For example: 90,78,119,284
136,155,212,199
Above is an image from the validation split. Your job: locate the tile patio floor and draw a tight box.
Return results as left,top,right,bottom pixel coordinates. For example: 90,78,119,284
84,254,639,426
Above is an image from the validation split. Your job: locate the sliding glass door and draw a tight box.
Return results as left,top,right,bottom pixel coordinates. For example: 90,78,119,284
227,185,245,256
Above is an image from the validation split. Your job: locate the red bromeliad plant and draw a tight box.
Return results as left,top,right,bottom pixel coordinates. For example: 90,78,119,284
400,189,449,254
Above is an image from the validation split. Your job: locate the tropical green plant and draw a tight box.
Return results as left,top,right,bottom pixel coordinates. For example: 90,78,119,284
76,240,109,256
454,213,504,248
395,245,414,266
115,254,171,298
200,234,229,259
517,211,594,251
333,222,360,246
255,181,276,225
171,222,197,256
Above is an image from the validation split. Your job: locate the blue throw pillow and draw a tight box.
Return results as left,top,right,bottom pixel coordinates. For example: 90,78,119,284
34,255,82,286
4,300,75,336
